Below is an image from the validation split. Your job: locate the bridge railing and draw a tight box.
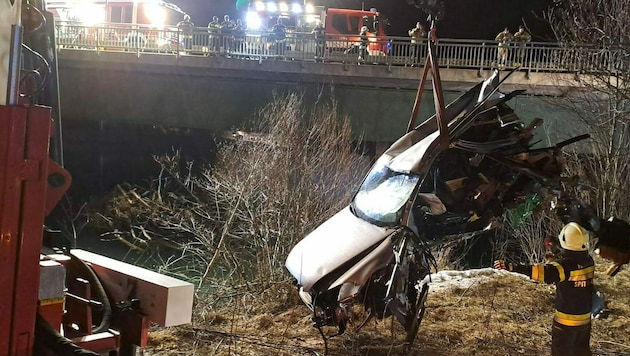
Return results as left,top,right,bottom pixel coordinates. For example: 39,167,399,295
54,22,628,74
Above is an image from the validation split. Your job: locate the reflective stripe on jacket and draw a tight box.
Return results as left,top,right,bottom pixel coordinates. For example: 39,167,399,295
512,251,594,327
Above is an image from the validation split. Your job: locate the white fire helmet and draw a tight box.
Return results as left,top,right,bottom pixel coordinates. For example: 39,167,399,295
558,222,589,252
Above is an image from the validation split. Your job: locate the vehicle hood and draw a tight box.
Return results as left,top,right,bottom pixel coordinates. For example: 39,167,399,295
285,206,393,292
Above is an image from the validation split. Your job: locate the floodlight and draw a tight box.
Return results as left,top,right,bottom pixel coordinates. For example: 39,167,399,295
246,11,262,29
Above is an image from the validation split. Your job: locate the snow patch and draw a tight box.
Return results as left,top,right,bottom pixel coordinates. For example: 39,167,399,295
422,267,522,293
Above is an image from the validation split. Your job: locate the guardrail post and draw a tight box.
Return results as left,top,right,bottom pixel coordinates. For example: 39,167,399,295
176,28,181,59
525,43,531,79
478,42,485,77
136,28,141,58
95,27,100,53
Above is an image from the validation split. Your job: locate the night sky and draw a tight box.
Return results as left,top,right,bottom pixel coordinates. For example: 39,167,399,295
174,0,554,40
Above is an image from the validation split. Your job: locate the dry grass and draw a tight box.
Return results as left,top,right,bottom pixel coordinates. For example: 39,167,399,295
139,255,630,356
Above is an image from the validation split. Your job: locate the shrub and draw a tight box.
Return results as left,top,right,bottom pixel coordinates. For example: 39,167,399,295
89,92,372,306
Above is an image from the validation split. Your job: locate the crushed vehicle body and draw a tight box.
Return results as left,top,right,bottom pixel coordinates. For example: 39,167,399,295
285,70,588,343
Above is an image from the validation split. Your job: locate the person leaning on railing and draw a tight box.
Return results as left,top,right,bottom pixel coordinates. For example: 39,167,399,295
512,25,531,66
207,16,221,53
311,21,325,61
177,14,194,51
494,27,512,69
220,15,237,54
408,21,426,66
269,18,287,57
233,19,246,54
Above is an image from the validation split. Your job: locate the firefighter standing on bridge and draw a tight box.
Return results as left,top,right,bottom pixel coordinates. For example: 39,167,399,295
312,21,325,61
220,15,237,54
495,27,512,69
270,18,287,57
494,217,594,355
408,21,426,66
358,25,370,64
177,14,195,51
512,25,531,66
207,16,221,53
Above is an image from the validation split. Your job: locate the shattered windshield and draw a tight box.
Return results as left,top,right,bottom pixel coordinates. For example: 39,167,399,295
352,158,420,225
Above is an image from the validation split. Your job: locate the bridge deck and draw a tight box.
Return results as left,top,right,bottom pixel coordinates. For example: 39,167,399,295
54,21,624,96
54,23,589,142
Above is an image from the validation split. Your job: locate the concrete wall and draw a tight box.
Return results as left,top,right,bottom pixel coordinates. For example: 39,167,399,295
56,50,589,196
57,50,578,142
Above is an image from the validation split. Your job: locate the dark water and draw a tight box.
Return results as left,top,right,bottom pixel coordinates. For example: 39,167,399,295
45,120,218,263
61,120,218,198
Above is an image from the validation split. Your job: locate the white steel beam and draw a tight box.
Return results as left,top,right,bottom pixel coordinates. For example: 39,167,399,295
71,249,194,327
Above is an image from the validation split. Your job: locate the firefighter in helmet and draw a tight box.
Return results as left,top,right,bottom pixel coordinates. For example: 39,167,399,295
494,210,594,355
220,15,237,53
177,14,195,51
408,21,426,65
207,16,221,52
270,18,287,56
358,25,370,63
512,25,531,66
494,27,512,69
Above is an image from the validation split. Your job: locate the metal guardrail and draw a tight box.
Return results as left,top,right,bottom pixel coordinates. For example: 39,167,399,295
54,22,628,75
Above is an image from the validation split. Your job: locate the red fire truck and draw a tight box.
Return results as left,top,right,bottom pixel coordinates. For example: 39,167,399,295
46,0,185,26
244,3,389,55
46,0,186,51
323,7,388,54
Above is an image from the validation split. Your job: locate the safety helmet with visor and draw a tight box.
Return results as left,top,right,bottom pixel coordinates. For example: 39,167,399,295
558,222,589,252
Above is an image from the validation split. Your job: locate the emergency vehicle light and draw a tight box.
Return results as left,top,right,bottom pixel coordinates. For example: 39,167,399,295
253,1,309,14
305,15,317,23
254,1,265,11
74,3,105,25
246,11,263,29
144,3,167,27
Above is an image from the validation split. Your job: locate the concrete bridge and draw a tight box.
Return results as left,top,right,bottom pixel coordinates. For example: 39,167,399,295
56,50,577,143
55,23,596,143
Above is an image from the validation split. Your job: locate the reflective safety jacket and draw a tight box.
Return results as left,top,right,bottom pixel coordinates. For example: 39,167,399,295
208,21,221,34
495,30,513,47
509,251,594,327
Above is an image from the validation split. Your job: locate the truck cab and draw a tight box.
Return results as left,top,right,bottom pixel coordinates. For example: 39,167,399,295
46,0,185,52
46,0,184,26
323,8,388,55
243,3,388,56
